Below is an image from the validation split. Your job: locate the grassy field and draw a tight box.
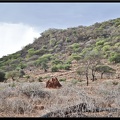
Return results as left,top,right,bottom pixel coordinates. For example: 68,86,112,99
0,77,120,117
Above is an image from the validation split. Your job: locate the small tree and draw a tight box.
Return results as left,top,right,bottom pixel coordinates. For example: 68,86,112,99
95,65,116,79
84,49,102,81
40,62,49,72
34,55,50,72
76,67,89,85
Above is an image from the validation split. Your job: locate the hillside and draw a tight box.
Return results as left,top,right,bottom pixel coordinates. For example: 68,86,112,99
0,17,120,117
0,17,120,73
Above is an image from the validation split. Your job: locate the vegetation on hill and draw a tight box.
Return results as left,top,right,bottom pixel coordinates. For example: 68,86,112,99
0,18,120,82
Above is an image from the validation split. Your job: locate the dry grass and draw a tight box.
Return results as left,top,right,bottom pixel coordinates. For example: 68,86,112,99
0,62,120,117
0,79,120,117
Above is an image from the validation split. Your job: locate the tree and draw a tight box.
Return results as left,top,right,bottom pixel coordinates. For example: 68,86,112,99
40,62,49,72
95,65,116,79
76,67,89,86
83,49,102,81
34,54,51,72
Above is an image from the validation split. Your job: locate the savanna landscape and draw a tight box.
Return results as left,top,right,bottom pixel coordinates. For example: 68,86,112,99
0,18,120,117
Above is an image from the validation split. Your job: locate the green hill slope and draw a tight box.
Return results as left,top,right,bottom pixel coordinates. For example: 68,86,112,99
0,17,120,73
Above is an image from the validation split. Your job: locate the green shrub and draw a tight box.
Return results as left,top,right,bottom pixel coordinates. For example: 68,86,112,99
51,65,59,72
71,43,80,49
56,64,64,70
50,39,56,47
27,48,35,57
102,45,110,52
96,40,104,46
51,59,63,65
109,53,120,63
59,78,66,82
65,60,72,64
6,71,19,81
71,54,81,61
18,63,27,69
63,64,71,70
38,77,43,82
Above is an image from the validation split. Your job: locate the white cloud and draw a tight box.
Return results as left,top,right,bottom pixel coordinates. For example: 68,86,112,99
0,22,40,58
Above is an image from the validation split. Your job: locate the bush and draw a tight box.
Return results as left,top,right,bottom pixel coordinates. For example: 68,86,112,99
51,59,63,65
65,60,72,64
6,71,19,81
51,65,59,72
57,64,64,70
109,53,120,63
38,77,43,82
102,45,110,52
112,81,118,85
0,71,6,82
18,63,27,69
50,39,56,47
19,69,25,78
59,78,66,82
96,40,104,46
72,55,81,61
63,64,71,70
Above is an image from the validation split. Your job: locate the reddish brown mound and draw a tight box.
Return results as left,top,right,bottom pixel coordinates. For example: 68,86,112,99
46,77,62,89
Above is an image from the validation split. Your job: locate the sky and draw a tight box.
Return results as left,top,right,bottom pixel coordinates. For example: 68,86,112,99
0,2,120,58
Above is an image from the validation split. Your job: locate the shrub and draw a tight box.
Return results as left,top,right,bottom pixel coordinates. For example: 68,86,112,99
6,71,19,81
65,60,72,64
72,55,81,61
24,75,30,79
38,77,43,82
109,53,120,63
96,40,104,46
57,64,64,70
27,48,35,57
51,65,59,72
112,81,118,85
70,43,80,49
18,63,27,69
71,79,78,84
63,64,71,70
102,45,110,52
50,39,56,47
0,71,6,82
19,69,25,78
51,59,63,65
59,78,66,82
